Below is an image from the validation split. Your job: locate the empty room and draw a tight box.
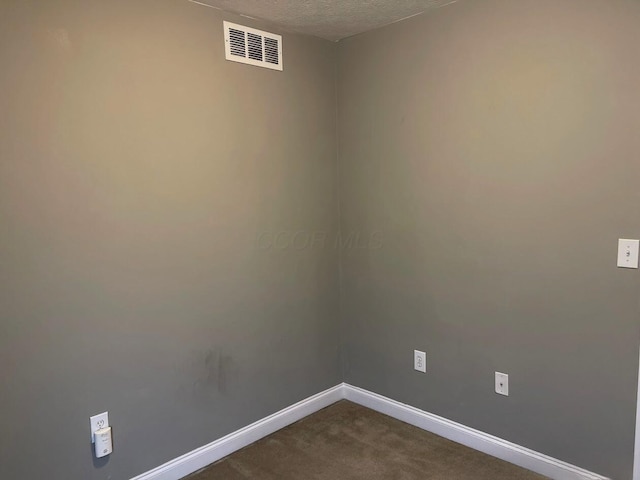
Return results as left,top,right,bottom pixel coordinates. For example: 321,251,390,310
1,0,640,479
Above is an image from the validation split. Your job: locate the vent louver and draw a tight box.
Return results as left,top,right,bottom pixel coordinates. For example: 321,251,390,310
228,28,246,57
223,21,283,71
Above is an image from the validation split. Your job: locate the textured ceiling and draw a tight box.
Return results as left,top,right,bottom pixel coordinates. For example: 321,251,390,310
189,0,458,41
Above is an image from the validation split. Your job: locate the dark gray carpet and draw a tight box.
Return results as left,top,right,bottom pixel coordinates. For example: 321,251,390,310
188,400,547,480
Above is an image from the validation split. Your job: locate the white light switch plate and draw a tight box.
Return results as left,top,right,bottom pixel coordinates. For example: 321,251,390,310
414,350,426,373
90,412,109,443
617,239,639,269
495,372,509,396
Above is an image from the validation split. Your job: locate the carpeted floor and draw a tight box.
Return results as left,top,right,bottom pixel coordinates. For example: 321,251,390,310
187,400,547,480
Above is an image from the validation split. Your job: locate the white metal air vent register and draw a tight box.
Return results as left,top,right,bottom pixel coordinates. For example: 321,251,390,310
223,21,283,71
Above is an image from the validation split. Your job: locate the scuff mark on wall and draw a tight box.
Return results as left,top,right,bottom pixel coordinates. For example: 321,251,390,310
46,28,73,52
176,348,237,408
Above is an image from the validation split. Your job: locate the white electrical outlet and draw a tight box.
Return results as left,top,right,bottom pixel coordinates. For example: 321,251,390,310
90,412,109,443
495,372,509,396
414,350,426,373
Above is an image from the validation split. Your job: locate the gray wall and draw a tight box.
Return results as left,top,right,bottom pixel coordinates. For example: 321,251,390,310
0,1,340,479
3,0,640,478
337,0,640,478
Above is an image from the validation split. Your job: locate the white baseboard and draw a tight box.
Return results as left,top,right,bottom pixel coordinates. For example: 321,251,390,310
633,346,640,480
343,384,610,480
131,383,609,480
129,384,344,480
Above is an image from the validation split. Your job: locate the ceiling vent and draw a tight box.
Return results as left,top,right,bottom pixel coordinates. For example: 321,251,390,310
223,21,283,71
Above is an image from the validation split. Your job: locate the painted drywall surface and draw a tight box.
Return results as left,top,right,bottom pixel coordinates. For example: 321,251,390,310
337,0,640,478
0,1,339,478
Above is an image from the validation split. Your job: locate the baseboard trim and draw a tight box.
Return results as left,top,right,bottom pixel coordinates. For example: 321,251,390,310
343,384,610,480
129,384,344,480
632,346,640,480
131,383,609,480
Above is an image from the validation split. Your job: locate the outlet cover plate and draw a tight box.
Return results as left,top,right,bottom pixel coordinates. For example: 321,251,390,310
495,372,509,396
414,350,426,373
90,412,109,443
